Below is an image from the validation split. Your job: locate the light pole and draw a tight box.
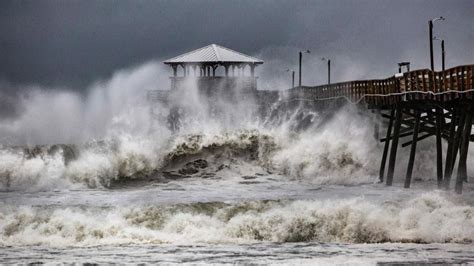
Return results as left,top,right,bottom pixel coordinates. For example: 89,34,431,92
435,37,446,72
429,16,445,71
433,36,446,72
441,39,445,72
321,57,331,85
429,17,446,189
298,50,310,87
287,69,295,88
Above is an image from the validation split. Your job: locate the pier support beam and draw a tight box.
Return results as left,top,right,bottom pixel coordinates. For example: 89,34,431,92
444,109,466,190
386,105,403,186
455,107,472,194
435,107,444,188
405,109,421,188
443,107,457,188
379,108,395,182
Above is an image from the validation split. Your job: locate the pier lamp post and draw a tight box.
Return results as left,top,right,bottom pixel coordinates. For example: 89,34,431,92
429,17,446,188
298,50,310,87
287,69,295,88
321,58,331,85
429,16,445,71
433,36,446,72
441,39,445,72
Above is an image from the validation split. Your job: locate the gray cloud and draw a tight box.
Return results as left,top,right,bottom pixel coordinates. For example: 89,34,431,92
0,0,472,90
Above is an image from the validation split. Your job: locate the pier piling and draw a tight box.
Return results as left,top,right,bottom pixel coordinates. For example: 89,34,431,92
455,107,472,194
379,108,395,182
405,109,421,188
386,105,403,186
435,107,444,188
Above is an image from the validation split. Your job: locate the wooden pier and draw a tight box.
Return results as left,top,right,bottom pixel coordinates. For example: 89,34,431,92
284,64,474,193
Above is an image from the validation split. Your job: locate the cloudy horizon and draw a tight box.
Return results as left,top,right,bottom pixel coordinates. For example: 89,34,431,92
0,0,472,99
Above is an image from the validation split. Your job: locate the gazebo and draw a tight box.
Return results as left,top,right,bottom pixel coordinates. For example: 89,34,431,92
163,44,263,92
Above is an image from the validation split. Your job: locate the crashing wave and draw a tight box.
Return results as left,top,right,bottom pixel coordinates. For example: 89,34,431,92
0,130,280,190
0,121,381,191
0,102,403,191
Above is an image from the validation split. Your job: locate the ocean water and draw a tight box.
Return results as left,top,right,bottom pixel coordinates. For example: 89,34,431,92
1,63,473,264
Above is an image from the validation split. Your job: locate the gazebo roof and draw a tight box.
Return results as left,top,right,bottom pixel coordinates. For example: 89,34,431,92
164,44,263,65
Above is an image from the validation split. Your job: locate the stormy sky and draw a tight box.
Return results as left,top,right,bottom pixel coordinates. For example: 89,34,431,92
0,0,473,91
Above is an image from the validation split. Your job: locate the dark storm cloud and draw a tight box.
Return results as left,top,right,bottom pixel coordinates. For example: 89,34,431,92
0,0,472,90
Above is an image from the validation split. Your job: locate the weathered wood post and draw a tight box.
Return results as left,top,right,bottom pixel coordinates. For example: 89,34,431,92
455,107,472,194
444,109,467,189
405,109,421,188
379,108,395,182
386,105,403,186
443,107,457,188
435,107,444,188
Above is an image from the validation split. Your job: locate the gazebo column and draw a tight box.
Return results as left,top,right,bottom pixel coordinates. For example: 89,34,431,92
212,65,217,76
224,64,229,76
250,63,255,77
172,64,178,77
192,65,197,76
181,64,186,77
232,65,235,76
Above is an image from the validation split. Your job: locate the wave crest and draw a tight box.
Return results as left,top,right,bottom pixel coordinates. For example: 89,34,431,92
1,192,472,246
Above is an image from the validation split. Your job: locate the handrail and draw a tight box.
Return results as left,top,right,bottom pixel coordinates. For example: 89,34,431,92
284,64,474,106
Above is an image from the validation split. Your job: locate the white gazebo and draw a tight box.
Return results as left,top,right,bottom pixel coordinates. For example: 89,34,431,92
163,44,263,92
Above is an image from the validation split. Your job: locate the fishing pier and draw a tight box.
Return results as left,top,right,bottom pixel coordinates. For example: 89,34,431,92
285,65,473,194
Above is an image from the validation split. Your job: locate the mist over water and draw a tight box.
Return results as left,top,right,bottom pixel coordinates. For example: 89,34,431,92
0,60,388,191
0,61,168,145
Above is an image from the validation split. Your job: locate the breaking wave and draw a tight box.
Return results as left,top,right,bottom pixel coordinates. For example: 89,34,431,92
0,112,381,191
1,192,472,246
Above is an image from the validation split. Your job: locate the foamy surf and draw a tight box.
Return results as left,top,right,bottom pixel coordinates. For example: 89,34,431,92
0,192,472,247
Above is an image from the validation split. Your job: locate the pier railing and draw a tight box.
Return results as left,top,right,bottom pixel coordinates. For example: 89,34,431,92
284,64,474,108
